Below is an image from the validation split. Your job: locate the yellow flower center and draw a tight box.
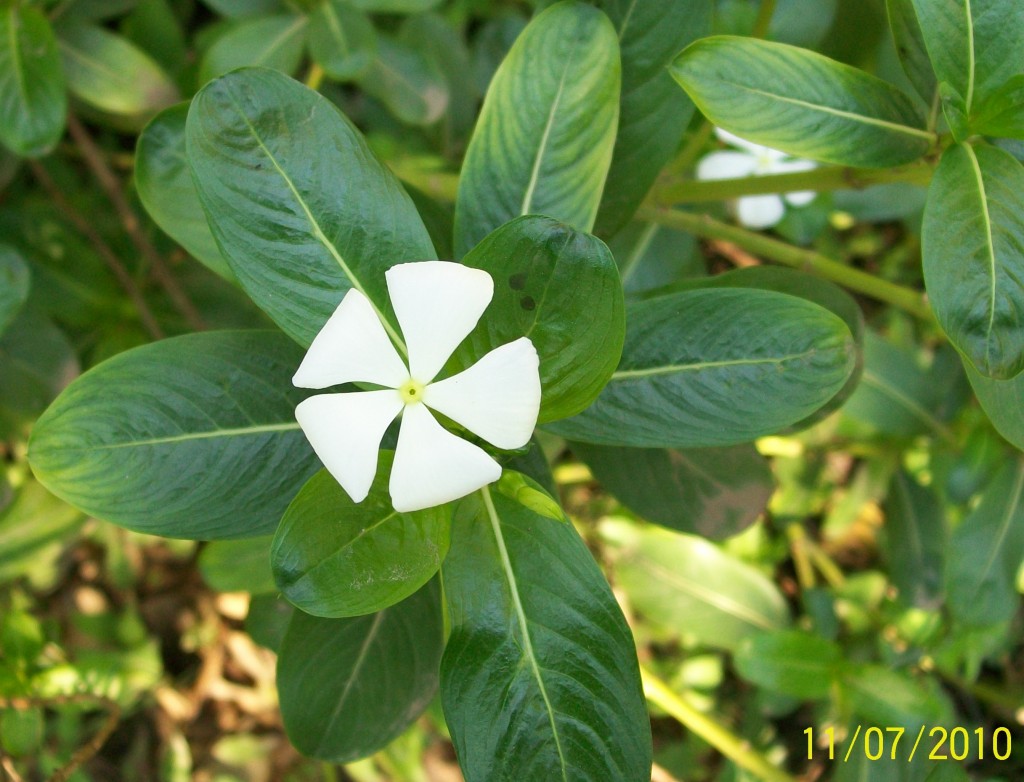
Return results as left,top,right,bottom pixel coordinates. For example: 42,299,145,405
398,378,425,405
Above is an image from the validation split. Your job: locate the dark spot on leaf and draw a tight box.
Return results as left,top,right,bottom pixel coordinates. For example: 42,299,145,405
509,273,527,290
520,296,536,311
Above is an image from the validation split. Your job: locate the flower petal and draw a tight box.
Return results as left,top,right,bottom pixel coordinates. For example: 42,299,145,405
696,151,758,182
389,403,501,512
424,337,540,449
714,127,770,156
768,158,818,206
386,261,493,383
295,390,403,503
736,195,786,229
292,290,408,390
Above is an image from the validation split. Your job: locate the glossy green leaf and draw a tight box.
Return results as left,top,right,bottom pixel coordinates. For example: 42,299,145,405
965,359,1024,450
454,1,620,256
843,331,967,439
246,595,294,651
198,14,309,85
610,222,705,296
360,37,448,126
135,103,234,281
186,68,434,347
886,0,937,104
670,36,932,167
0,7,66,157
0,310,78,439
28,331,319,540
456,215,624,422
734,630,843,699
591,0,712,237
923,143,1024,379
671,265,866,430
546,288,856,448
601,518,789,650
0,245,30,338
56,24,179,119
572,442,773,540
308,0,376,82
883,471,946,609
278,580,443,762
272,464,450,617
199,536,276,594
946,459,1024,627
441,482,651,782
909,0,1023,116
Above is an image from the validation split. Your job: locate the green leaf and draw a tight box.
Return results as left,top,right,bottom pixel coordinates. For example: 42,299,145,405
842,331,966,439
946,458,1024,627
923,143,1024,379
972,74,1024,140
885,0,938,104
841,665,953,732
669,265,866,430
186,68,435,347
0,245,30,338
0,309,78,439
734,630,843,699
456,215,624,422
965,359,1024,450
572,442,773,540
272,463,450,617
610,222,705,296
600,518,789,650
909,0,1024,116
441,483,651,782
28,331,319,540
135,103,234,281
202,0,284,18
454,1,621,256
883,471,946,609
546,288,856,448
670,36,932,167
246,594,294,651
0,480,82,587
308,0,376,82
0,7,66,157
199,536,277,594
359,37,449,126
56,24,179,120
277,580,443,762
591,0,712,237
940,82,971,142
198,14,309,86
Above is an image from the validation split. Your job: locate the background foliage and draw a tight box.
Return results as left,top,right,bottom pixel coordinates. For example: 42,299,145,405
1,0,1023,780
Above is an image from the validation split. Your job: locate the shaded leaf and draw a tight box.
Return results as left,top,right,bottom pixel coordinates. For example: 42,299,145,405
199,13,309,85
734,630,843,699
309,0,376,82
883,471,946,609
199,536,277,594
277,580,443,761
0,245,30,338
360,37,449,126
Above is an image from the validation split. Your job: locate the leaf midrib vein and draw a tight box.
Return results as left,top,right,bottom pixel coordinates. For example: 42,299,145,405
724,81,934,142
963,144,998,368
481,486,568,782
611,349,816,380
44,422,301,452
221,92,408,356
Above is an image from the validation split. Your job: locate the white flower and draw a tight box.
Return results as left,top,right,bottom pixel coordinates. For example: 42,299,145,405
697,128,817,229
292,261,541,513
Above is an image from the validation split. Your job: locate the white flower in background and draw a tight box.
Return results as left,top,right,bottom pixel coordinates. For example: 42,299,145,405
293,261,541,513
697,128,817,229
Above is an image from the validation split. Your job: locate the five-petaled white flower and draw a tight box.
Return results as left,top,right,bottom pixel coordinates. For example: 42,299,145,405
697,128,817,229
292,261,541,513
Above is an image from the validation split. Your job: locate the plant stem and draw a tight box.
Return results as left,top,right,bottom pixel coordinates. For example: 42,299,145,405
306,63,325,91
751,0,778,38
66,114,206,332
637,206,934,321
652,159,934,206
640,667,797,782
29,161,165,340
